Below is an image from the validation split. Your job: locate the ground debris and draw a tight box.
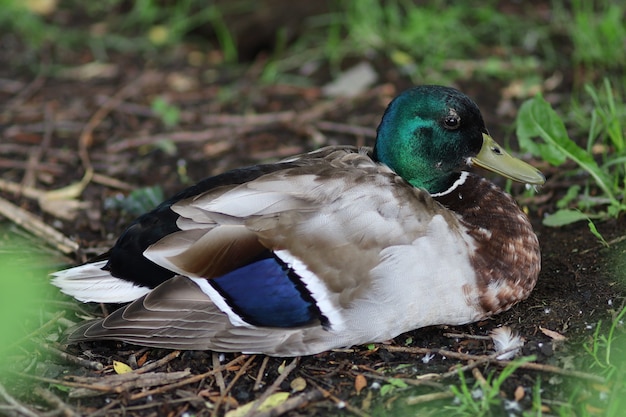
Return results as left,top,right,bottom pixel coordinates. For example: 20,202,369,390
67,370,192,398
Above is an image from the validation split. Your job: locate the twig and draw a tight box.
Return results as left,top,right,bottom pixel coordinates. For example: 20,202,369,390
134,350,181,373
471,363,488,387
128,355,248,401
33,386,80,417
405,391,455,405
201,111,297,126
91,173,135,191
243,358,299,417
0,196,79,254
254,356,270,391
21,103,54,188
85,399,120,417
443,332,492,341
15,368,194,397
382,345,605,383
38,342,104,371
0,381,40,417
212,352,227,396
360,372,445,391
314,121,376,139
253,390,325,417
68,371,191,398
9,372,115,393
107,126,254,153
580,234,626,255
308,381,371,417
211,355,257,417
426,346,522,381
3,73,45,114
0,178,45,201
78,73,156,173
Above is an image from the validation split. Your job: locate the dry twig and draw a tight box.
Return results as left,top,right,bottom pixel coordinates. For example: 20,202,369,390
33,386,80,417
253,390,325,417
134,350,181,373
38,342,104,371
254,356,270,391
211,355,257,417
382,345,605,383
0,195,79,254
128,355,248,401
242,358,299,417
0,381,40,417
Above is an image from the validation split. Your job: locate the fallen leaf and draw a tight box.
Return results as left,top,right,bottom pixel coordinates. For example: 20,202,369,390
585,404,605,414
361,390,372,411
322,62,378,98
137,352,149,367
539,327,567,341
277,360,286,374
38,198,89,221
58,62,119,80
290,377,307,392
38,169,93,220
207,395,239,408
113,361,132,375
225,392,289,417
354,374,367,395
25,0,58,15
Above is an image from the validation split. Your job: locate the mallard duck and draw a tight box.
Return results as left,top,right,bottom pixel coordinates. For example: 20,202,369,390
52,85,544,356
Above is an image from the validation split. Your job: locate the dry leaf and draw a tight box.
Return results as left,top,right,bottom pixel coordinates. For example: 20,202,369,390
137,352,149,367
113,361,132,374
361,390,372,411
277,360,286,374
290,377,307,392
58,62,119,80
25,0,58,15
354,374,367,395
539,327,567,341
38,169,93,220
207,395,239,408
38,198,89,221
585,404,605,414
225,392,289,417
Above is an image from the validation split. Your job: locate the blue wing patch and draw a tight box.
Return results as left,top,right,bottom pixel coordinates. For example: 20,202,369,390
209,255,328,328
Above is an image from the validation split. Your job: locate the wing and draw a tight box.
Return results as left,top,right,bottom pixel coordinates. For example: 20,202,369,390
60,147,471,354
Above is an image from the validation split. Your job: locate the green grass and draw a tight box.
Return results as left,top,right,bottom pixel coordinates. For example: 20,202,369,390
558,304,626,417
447,357,537,416
0,233,53,376
0,0,234,71
517,79,626,228
275,0,551,85
568,0,626,72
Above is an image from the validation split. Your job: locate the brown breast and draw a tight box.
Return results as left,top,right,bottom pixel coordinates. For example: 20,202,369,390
434,173,541,315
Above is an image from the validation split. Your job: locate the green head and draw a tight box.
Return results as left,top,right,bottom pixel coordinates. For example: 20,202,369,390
373,85,545,193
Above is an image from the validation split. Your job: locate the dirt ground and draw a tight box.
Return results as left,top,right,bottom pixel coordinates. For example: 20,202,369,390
1,32,625,417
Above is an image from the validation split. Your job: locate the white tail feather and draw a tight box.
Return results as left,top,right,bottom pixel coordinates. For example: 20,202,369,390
50,260,151,303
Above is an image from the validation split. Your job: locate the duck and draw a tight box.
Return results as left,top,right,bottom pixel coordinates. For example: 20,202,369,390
52,85,545,357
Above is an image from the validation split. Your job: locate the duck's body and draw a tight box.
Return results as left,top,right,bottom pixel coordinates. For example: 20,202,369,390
52,86,544,356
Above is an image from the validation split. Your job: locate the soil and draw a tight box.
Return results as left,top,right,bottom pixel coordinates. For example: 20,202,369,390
1,11,625,417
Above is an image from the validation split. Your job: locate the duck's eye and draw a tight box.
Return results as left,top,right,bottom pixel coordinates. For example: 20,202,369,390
443,114,461,130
